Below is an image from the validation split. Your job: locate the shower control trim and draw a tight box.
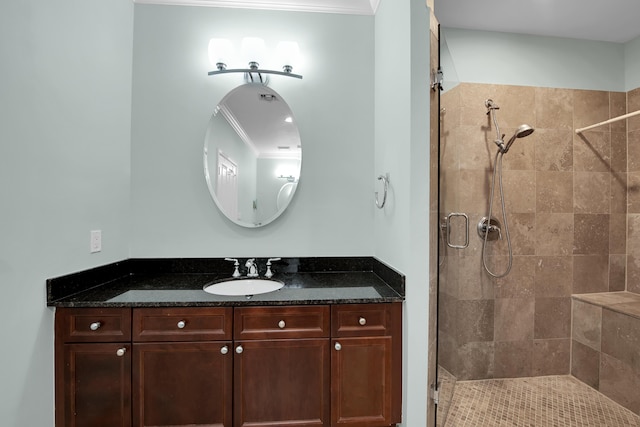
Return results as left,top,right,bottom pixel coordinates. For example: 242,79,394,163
478,217,502,241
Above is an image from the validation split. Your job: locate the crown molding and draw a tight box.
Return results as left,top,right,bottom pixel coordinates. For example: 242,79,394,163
133,0,379,15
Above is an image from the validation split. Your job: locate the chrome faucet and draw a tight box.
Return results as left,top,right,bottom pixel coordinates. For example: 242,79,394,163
245,258,258,277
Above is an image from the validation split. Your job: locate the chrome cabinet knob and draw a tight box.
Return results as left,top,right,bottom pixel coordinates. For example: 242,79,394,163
335,342,342,351
89,322,101,331
278,320,286,329
236,345,244,354
220,346,229,355
177,320,186,329
116,347,126,357
359,317,366,326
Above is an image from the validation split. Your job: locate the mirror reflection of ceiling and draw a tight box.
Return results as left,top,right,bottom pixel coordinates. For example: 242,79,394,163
218,84,300,159
435,0,640,43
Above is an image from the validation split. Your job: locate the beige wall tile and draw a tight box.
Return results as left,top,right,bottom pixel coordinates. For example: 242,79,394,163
495,255,535,298
572,255,609,293
609,254,626,291
628,130,640,172
456,299,495,344
536,213,574,256
628,88,640,132
456,341,495,381
610,92,628,133
494,298,534,342
599,353,640,414
534,297,571,339
494,340,533,378
574,90,610,130
572,300,602,351
601,309,640,371
534,256,573,297
535,129,573,171
532,338,570,376
573,214,610,255
571,339,600,389
536,171,573,213
535,87,573,131
574,131,611,172
574,173,610,214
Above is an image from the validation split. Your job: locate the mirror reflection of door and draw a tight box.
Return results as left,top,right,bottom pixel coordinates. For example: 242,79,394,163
216,151,238,221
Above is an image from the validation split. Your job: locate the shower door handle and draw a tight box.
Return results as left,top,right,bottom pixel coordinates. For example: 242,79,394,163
444,212,469,249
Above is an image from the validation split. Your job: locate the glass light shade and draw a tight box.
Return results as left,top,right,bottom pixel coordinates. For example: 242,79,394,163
276,41,300,70
208,38,234,68
241,37,266,67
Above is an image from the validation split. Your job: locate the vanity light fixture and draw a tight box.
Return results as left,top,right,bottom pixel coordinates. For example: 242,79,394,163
208,37,303,82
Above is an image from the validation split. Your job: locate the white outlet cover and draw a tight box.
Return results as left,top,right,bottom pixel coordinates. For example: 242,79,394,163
90,230,102,253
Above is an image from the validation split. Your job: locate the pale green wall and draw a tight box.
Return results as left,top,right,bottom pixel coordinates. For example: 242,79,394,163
130,5,375,257
442,28,626,91
0,0,133,425
625,35,640,91
374,1,431,426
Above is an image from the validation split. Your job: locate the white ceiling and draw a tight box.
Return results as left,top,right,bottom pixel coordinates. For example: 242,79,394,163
134,0,640,44
434,0,640,44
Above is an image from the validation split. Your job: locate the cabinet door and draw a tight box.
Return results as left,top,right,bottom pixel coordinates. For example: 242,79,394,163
61,343,131,427
331,337,393,427
133,341,232,427
234,339,330,427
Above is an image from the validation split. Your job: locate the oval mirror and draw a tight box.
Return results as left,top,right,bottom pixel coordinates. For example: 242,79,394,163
204,83,301,227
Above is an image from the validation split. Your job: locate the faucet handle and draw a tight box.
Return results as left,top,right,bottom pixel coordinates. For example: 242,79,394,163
225,258,241,278
265,258,281,278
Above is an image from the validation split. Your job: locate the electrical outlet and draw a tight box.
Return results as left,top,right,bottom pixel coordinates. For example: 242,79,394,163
90,230,102,253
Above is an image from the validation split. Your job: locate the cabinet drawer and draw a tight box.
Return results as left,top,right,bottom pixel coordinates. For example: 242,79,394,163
56,308,131,343
133,307,232,342
332,303,401,337
235,305,330,339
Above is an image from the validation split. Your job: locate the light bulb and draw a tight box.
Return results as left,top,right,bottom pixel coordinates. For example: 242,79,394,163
241,37,266,69
276,41,300,73
208,38,233,70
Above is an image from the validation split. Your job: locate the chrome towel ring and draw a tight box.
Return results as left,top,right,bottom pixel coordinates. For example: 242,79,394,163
375,174,389,209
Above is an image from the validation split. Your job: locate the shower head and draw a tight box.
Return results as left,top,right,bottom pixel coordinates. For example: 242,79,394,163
503,124,534,153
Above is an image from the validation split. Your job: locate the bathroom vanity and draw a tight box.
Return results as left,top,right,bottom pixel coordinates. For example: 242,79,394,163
48,257,404,427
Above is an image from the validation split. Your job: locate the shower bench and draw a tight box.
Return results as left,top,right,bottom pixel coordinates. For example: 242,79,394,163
570,291,640,415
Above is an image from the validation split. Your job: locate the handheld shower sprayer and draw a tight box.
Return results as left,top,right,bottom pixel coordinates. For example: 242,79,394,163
481,99,536,278
503,124,535,153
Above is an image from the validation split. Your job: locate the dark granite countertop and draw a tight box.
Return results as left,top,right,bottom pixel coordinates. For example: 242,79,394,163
47,257,405,308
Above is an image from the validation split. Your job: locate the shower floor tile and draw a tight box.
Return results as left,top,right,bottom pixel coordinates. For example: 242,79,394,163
444,375,640,426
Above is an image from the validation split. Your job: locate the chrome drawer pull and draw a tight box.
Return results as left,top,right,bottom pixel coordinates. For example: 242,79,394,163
116,347,126,357
89,322,101,331
278,320,286,329
177,320,186,329
358,317,366,326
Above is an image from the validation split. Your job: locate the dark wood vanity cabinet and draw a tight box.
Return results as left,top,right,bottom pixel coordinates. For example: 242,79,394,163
55,302,402,427
331,304,402,426
55,308,132,427
233,306,331,426
132,307,233,427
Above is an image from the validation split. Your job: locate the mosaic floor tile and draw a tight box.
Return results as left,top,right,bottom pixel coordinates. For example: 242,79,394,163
443,375,640,426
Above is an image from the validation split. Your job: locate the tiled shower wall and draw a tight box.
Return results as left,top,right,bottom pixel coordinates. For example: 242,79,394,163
438,83,636,380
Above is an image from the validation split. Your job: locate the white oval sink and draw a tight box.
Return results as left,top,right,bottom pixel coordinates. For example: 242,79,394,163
203,279,284,296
